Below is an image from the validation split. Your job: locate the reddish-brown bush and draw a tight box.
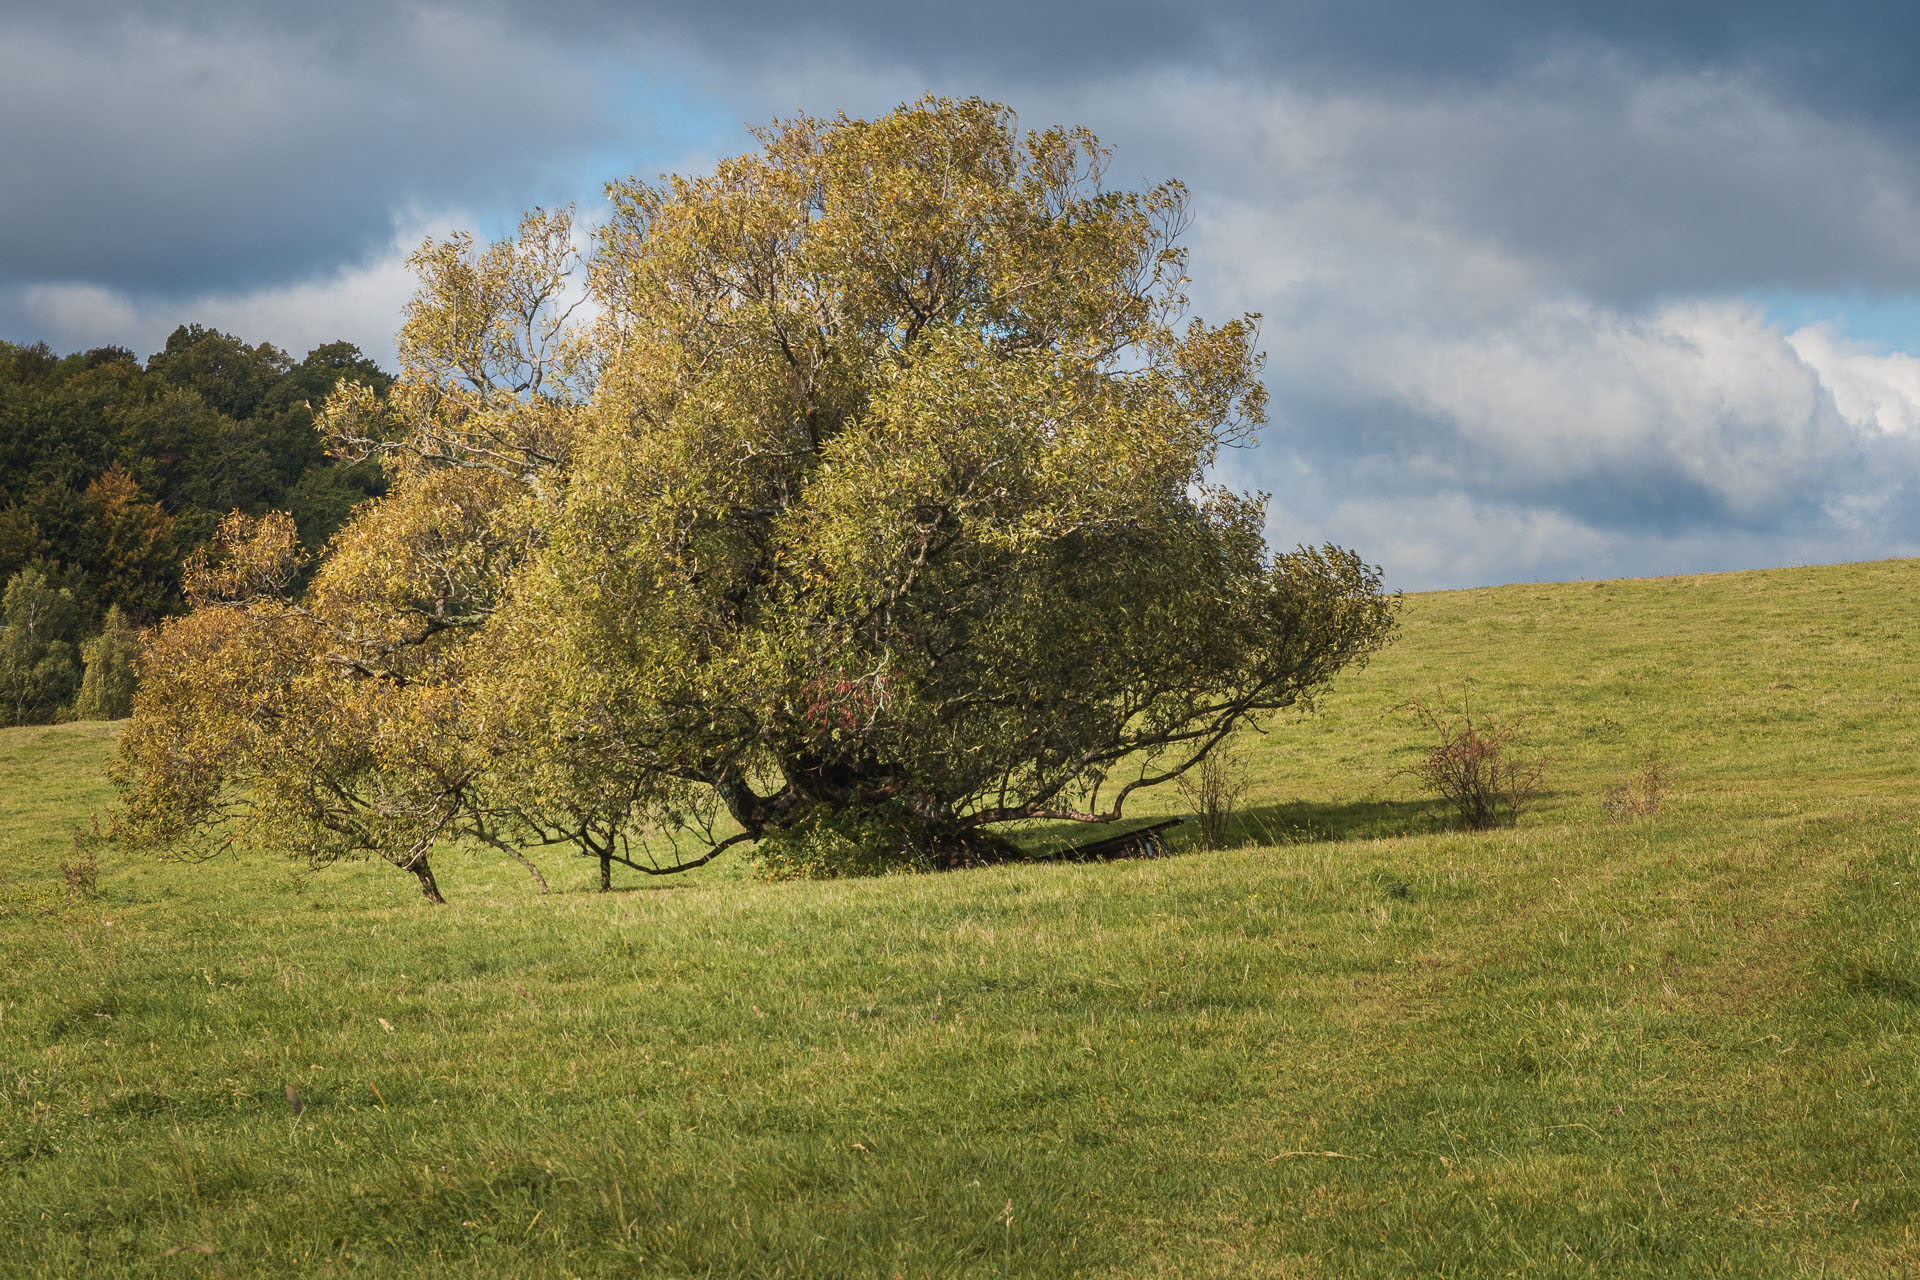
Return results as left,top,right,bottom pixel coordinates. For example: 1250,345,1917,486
1401,693,1547,830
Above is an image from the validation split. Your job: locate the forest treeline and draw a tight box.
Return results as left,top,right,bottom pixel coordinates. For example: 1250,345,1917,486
0,324,391,725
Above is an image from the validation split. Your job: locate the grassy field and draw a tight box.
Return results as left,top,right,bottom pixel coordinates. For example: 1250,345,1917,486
3,559,1919,1277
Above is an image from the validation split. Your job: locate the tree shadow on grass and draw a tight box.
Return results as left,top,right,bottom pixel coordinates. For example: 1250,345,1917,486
1007,796,1441,861
1214,797,1441,847
1222,789,1583,848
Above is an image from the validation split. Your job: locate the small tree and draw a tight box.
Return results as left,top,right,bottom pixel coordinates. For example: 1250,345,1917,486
83,468,177,621
1401,692,1546,830
1176,730,1250,849
74,606,140,720
0,568,79,726
115,511,485,903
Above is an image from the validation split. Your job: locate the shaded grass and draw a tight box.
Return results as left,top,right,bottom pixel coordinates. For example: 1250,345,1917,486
3,559,1919,1275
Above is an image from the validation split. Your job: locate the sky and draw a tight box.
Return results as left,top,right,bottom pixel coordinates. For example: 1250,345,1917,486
8,1,1920,590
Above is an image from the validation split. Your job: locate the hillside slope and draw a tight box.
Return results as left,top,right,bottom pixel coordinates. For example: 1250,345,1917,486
2,559,1917,1277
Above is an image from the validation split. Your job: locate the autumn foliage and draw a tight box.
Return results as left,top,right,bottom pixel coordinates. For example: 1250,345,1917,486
116,98,1396,898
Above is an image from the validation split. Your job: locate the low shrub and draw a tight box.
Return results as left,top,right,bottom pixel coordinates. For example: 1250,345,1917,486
60,836,99,899
749,805,940,880
1400,691,1547,830
1602,754,1669,822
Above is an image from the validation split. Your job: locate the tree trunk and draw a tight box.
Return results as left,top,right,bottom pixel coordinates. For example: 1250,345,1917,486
406,851,445,904
599,850,612,893
508,848,550,894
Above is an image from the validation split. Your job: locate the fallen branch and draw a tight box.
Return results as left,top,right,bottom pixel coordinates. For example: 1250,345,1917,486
1046,817,1185,863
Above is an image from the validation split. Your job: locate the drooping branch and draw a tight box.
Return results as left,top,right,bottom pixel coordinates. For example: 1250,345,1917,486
600,829,755,877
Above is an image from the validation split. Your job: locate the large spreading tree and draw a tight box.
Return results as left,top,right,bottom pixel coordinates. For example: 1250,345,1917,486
115,97,1397,899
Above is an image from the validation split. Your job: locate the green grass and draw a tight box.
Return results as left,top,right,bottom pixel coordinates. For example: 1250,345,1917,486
4,559,1919,1277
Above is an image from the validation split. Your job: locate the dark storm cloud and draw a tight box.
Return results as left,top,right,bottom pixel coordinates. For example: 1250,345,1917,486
404,0,1897,88
0,3,614,295
11,0,1920,300
594,2,1920,302
514,0,1920,124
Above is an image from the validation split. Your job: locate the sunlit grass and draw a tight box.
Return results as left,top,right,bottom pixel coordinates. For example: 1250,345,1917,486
3,558,1918,1276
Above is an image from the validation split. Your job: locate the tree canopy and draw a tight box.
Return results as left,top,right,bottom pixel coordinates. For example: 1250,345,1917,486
116,97,1396,898
0,328,392,643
